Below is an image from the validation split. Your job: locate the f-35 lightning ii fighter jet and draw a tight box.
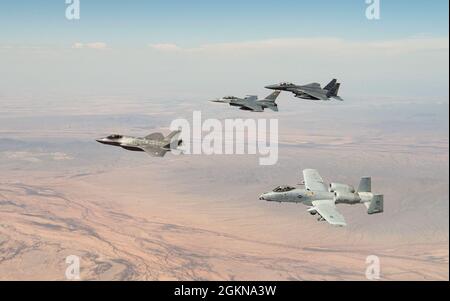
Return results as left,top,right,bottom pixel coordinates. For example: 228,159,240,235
96,130,183,157
265,79,343,101
210,91,281,112
259,169,383,227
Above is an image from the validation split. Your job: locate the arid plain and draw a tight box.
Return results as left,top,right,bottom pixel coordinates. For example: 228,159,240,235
0,94,448,280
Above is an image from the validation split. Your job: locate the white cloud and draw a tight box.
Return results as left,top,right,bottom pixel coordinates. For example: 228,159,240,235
72,42,108,49
149,43,181,52
72,42,84,49
51,152,74,161
1,36,447,98
148,37,449,55
1,151,73,162
3,151,42,163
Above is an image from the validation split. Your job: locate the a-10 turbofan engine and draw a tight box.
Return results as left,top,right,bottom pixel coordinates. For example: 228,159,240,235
329,183,355,193
328,183,361,205
334,191,362,204
305,177,383,223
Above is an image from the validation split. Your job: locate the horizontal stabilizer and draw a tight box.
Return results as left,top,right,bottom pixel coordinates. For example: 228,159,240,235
266,104,279,112
367,195,384,215
163,139,183,150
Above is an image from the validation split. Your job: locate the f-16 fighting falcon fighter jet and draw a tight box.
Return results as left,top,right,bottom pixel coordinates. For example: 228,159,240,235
96,130,183,157
210,91,281,112
265,79,343,101
259,169,383,226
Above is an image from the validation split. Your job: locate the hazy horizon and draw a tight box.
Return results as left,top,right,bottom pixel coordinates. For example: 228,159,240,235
0,1,449,98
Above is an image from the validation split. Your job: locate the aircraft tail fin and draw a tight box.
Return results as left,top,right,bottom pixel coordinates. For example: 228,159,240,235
324,79,337,91
357,177,371,193
327,83,343,101
326,83,340,97
365,195,384,215
163,130,183,150
264,91,281,102
164,130,181,142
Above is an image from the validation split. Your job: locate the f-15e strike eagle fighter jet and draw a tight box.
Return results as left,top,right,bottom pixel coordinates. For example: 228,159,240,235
265,79,343,101
96,130,183,157
259,169,383,226
210,91,281,112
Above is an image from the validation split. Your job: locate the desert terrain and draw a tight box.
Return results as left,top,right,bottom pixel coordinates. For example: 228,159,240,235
0,94,448,280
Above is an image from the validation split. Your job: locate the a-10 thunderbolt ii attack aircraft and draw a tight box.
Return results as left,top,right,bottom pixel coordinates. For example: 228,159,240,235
96,130,183,157
259,169,383,226
265,79,343,101
210,91,281,112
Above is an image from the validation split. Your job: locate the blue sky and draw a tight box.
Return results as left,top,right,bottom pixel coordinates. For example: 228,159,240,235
0,1,448,98
0,0,448,46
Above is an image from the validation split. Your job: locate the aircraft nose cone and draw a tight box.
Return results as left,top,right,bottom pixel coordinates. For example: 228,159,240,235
96,138,108,144
267,84,283,89
259,193,268,201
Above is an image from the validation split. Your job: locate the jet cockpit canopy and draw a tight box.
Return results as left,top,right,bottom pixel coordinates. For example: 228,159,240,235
273,186,296,192
107,134,123,139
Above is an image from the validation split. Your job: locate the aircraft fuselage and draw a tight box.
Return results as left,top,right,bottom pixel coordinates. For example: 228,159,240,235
259,188,373,207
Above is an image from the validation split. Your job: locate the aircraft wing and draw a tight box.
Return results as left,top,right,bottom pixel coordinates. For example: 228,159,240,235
145,133,164,140
302,83,322,89
311,200,347,227
239,102,264,112
296,89,329,100
303,169,328,192
141,146,168,157
245,95,258,101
